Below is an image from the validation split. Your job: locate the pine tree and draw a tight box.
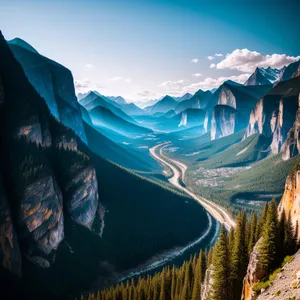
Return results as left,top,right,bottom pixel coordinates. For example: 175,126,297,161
258,200,277,272
211,226,231,300
284,211,297,255
248,214,257,255
159,269,165,300
277,208,286,261
230,211,248,299
256,202,269,240
199,250,206,283
191,257,201,300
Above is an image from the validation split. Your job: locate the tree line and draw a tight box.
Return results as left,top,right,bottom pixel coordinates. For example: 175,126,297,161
79,199,299,300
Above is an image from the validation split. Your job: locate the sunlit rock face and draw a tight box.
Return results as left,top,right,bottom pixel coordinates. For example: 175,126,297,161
0,174,22,276
282,94,300,160
9,42,87,144
241,238,266,300
61,164,99,229
244,77,300,155
211,105,236,140
278,166,300,239
218,86,236,109
19,174,64,267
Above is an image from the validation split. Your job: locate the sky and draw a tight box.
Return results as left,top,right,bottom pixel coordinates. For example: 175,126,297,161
1,0,300,103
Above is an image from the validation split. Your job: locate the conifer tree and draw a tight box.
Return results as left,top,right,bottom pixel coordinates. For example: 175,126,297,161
295,220,299,247
256,202,269,240
230,211,248,299
191,255,201,300
211,226,231,300
159,269,165,300
258,200,277,272
248,214,257,255
199,249,206,283
284,211,297,255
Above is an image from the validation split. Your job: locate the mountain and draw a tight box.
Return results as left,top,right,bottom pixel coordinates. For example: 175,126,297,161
244,76,300,156
153,108,206,132
175,89,212,113
275,59,300,83
79,91,136,124
245,67,281,86
145,95,178,114
119,102,145,115
8,38,87,144
173,93,193,102
0,31,211,298
106,95,127,104
83,122,156,171
88,105,152,138
134,98,160,109
205,82,271,139
8,37,39,54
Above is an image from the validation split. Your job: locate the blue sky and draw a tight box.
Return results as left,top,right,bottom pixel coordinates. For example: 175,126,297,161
1,0,300,102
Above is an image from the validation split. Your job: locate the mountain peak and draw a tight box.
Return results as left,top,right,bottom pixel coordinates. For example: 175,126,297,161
8,37,39,54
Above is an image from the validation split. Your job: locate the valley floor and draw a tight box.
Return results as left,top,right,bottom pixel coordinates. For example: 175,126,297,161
149,142,236,230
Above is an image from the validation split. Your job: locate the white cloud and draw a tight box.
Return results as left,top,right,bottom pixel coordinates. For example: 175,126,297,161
85,64,94,68
215,53,223,57
190,58,199,63
210,63,216,68
192,73,202,77
207,56,214,60
74,79,104,93
215,48,300,73
182,73,251,93
124,78,132,83
159,79,185,90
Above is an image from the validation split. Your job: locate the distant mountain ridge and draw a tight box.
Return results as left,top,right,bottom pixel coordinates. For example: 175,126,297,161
245,67,281,86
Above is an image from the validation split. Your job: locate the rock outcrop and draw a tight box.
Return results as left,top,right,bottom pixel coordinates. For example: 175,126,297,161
256,250,300,300
0,31,102,271
206,82,270,139
201,265,214,300
281,94,300,160
244,77,300,155
242,238,267,300
278,163,300,239
8,40,87,144
211,105,236,140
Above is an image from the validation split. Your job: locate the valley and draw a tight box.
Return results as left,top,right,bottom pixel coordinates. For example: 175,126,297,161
1,3,300,298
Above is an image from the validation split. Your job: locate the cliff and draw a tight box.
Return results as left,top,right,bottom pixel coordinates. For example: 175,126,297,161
0,31,101,271
211,105,236,140
8,39,87,144
281,94,300,160
278,163,300,239
241,238,266,300
244,77,300,156
206,82,270,139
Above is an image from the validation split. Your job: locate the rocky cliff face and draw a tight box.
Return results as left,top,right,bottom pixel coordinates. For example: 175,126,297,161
241,238,266,300
211,105,236,140
0,31,103,273
256,250,300,300
9,41,87,144
244,77,300,155
275,59,300,83
206,82,270,139
278,164,300,238
281,94,300,160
